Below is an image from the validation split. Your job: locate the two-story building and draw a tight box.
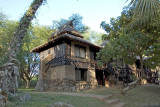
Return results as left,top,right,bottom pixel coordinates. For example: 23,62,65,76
31,21,105,91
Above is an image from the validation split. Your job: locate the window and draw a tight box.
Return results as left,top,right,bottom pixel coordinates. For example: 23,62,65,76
75,69,87,81
81,70,87,81
75,45,86,58
54,43,65,58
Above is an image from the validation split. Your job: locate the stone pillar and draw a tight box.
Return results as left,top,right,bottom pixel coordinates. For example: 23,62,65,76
41,54,52,80
36,54,52,91
87,68,97,89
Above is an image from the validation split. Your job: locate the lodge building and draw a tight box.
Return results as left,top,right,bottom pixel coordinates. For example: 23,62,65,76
31,21,106,91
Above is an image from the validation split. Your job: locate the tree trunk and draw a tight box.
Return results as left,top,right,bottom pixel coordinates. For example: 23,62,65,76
121,77,141,95
140,55,144,78
20,71,30,89
25,79,30,89
0,0,45,94
121,56,144,95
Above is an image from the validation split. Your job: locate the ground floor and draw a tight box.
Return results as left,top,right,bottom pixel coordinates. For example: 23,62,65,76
36,64,98,91
36,63,137,92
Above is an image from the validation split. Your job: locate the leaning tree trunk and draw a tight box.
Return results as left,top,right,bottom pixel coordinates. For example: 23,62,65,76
121,77,141,95
0,0,45,95
121,56,144,95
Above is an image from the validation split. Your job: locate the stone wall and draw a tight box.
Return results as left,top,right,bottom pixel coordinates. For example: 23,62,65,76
36,62,98,92
36,65,76,91
36,65,97,92
48,65,66,80
35,79,76,92
87,68,97,83
40,54,52,80
76,81,97,91
65,65,75,80
36,79,97,92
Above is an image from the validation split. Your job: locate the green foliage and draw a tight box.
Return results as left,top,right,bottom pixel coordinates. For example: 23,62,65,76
127,0,160,23
144,43,160,69
0,12,7,27
0,20,18,58
100,8,134,40
83,30,103,45
16,24,55,88
19,77,38,89
0,12,55,87
0,13,19,65
98,6,160,70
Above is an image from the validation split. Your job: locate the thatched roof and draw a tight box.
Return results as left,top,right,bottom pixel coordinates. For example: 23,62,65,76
31,34,101,53
49,20,84,39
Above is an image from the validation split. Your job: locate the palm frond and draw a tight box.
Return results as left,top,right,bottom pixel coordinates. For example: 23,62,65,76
127,0,160,21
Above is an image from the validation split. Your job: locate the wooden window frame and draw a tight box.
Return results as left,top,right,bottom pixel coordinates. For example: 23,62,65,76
75,45,86,58
75,69,87,81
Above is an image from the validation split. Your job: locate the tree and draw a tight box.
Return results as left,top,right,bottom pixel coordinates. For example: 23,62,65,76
0,20,18,59
0,12,7,27
17,25,55,88
83,29,103,45
144,43,160,69
0,0,45,94
0,12,55,89
98,7,160,94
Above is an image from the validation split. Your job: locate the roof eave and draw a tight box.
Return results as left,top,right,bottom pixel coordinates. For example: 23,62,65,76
31,34,101,53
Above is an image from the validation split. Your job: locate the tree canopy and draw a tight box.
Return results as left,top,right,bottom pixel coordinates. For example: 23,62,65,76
98,6,160,74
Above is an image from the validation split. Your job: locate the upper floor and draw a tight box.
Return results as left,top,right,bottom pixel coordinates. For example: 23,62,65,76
31,20,101,69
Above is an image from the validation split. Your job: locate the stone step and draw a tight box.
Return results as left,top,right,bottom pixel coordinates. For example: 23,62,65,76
105,99,120,105
102,95,112,100
112,102,126,107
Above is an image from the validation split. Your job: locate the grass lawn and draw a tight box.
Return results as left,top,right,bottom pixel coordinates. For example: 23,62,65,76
84,85,160,107
7,85,160,107
17,88,35,92
7,91,108,107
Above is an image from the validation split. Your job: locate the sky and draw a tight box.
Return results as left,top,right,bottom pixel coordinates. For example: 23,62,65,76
0,0,128,33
